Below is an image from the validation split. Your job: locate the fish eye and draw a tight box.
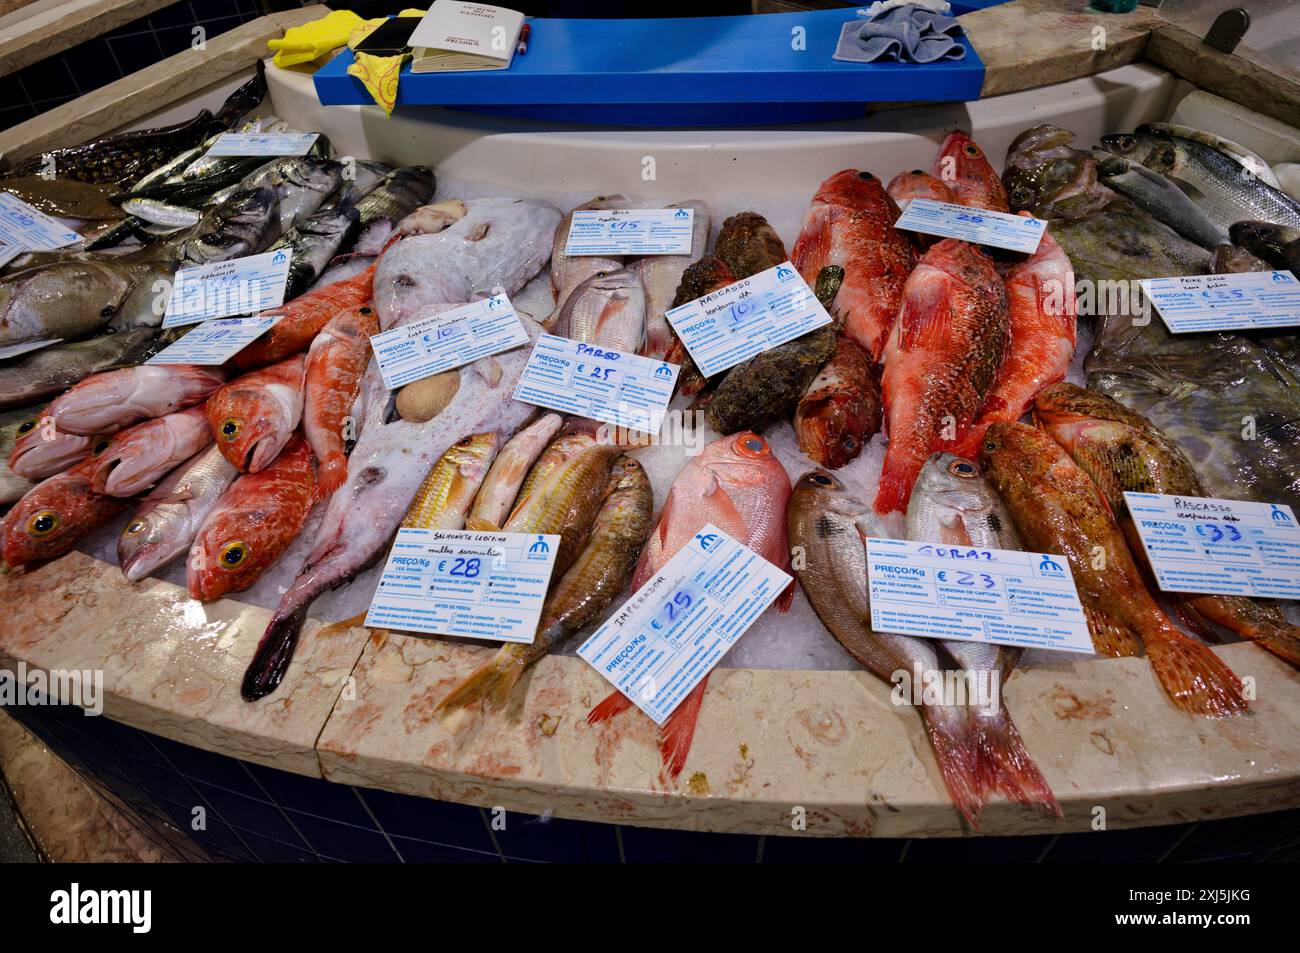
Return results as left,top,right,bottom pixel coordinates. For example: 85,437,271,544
16,420,35,434
218,540,249,569
911,169,924,175
123,520,146,536
92,440,111,455
360,306,373,315
857,171,874,181
842,436,858,451
1010,186,1033,206
949,460,977,478
220,419,240,440
736,435,769,457
963,143,980,157
26,510,60,537
99,306,116,318
812,474,834,487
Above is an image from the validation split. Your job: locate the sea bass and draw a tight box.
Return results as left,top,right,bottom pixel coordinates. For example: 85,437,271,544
85,405,212,496
466,413,564,531
0,459,129,568
206,356,305,473
876,239,1009,514
188,434,317,601
303,305,379,494
241,319,542,700
1034,383,1300,669
49,364,224,435
588,432,793,779
436,455,653,726
934,132,1009,212
980,422,1248,717
117,445,239,581
795,334,881,469
791,170,915,359
1093,153,1229,250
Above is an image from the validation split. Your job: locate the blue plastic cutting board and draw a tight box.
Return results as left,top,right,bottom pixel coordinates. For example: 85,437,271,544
313,9,987,126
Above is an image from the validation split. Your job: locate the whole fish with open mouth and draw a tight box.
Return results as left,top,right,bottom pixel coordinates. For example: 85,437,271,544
787,470,985,825
587,431,793,779
8,416,103,481
876,239,1009,514
117,445,238,581
1093,152,1229,249
791,170,915,359
303,305,378,494
626,199,709,359
0,405,42,503
1229,221,1300,278
1034,383,1300,669
436,454,653,727
549,267,646,353
0,328,160,410
206,356,305,473
980,422,1248,717
188,434,317,602
465,413,564,531
50,364,223,435
0,459,129,568
0,259,157,357
1100,132,1300,230
548,195,630,319
1137,121,1281,188
240,318,542,701
373,197,561,329
84,405,212,497
935,132,1009,212
905,452,1060,816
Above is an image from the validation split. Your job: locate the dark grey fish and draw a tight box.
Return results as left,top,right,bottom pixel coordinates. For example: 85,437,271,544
265,205,360,299
0,328,159,410
1229,221,1300,278
323,159,393,210
349,165,436,256
1094,153,1228,249
169,186,279,267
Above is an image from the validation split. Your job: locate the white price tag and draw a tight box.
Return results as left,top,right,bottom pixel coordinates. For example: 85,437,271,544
1140,271,1300,333
577,524,791,724
364,529,561,643
0,192,81,251
147,316,279,365
894,198,1046,253
1124,492,1300,599
664,261,831,379
565,208,695,256
512,334,678,435
162,250,292,328
370,295,529,389
204,132,320,156
865,538,1094,653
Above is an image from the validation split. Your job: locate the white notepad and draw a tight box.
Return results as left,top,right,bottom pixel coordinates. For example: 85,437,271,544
408,1,525,73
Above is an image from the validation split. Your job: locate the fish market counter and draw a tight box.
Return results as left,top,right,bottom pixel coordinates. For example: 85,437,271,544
2,6,1300,839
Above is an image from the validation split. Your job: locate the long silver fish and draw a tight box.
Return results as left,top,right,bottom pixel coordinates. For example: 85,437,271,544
117,445,238,581
1094,153,1228,249
1136,122,1281,188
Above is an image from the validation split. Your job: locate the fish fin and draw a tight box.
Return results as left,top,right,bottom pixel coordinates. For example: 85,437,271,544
313,610,370,641
1083,607,1144,657
919,704,984,828
898,274,952,351
1167,596,1224,643
587,689,634,724
1178,594,1300,669
1143,632,1249,717
241,602,309,701
317,453,348,496
464,516,501,533
873,466,911,515
1252,628,1300,670
972,703,1062,817
659,675,707,779
433,650,526,731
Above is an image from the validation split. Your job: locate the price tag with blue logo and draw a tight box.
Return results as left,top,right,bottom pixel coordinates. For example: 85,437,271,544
147,316,280,365
664,261,832,379
370,295,530,389
162,250,292,328
577,524,792,724
0,192,81,251
513,334,678,435
1139,272,1300,333
364,529,562,643
565,208,695,256
865,538,1093,653
1124,493,1300,599
894,198,1046,254
204,132,320,156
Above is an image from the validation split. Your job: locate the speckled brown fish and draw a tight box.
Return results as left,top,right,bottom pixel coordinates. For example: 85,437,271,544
662,255,736,396
714,211,788,279
795,333,881,468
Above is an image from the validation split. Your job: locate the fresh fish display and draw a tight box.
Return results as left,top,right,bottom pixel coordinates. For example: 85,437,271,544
1229,221,1300,277
399,432,501,532
206,356,305,473
548,195,629,318
373,197,561,329
1137,121,1281,188
794,333,881,469
84,405,212,497
1034,383,1300,669
980,422,1248,717
934,131,1009,212
50,364,223,435
948,217,1076,458
588,432,793,778
1100,132,1300,230
550,267,647,353
465,413,564,531
0,259,155,357
876,239,1009,514
303,306,379,494
0,328,159,409
1094,153,1229,249
241,324,541,700
627,199,709,359
0,459,128,568
232,265,375,369
188,434,317,602
436,454,653,725
0,405,41,503
791,170,915,359
118,445,239,581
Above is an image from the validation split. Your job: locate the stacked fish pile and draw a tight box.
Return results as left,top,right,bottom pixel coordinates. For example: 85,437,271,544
3,93,1300,828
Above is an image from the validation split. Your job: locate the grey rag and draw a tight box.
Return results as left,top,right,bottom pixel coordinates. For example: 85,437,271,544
833,4,966,64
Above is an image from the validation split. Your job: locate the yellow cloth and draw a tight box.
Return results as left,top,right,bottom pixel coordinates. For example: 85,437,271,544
346,9,427,117
267,10,367,68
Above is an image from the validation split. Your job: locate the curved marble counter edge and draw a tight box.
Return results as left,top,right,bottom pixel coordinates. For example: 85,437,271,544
1,550,1298,837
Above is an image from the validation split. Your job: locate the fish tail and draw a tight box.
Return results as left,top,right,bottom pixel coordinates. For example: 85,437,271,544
433,650,526,731
919,704,984,828
1083,607,1144,657
1143,630,1249,717
317,453,348,496
240,602,308,701
972,704,1061,817
1182,594,1300,669
587,688,634,724
658,675,707,779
